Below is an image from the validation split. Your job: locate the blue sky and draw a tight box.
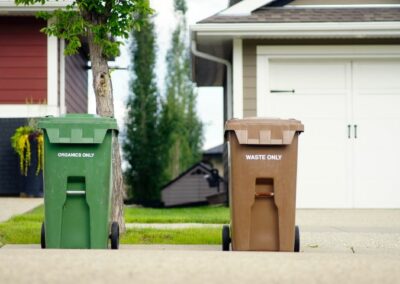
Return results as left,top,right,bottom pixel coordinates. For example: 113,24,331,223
88,0,229,150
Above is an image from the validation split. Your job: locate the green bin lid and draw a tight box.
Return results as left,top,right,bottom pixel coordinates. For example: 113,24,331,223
38,114,119,144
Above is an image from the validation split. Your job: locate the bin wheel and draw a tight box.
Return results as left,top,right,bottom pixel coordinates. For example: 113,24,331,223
41,222,46,249
222,225,231,251
110,222,119,250
294,225,300,252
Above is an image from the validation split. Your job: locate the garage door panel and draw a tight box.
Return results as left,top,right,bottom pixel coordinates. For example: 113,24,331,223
353,59,400,89
355,94,400,118
353,60,400,208
267,95,347,119
269,59,349,90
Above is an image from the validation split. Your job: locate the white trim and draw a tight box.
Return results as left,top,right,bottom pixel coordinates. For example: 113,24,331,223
233,38,243,119
47,19,59,110
0,105,60,118
220,0,273,16
191,22,400,39
257,45,400,58
59,40,66,114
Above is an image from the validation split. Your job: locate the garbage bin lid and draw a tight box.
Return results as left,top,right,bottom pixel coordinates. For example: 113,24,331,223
38,114,119,144
225,117,304,145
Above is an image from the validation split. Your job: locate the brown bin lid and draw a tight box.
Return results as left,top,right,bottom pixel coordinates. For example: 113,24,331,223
225,117,304,145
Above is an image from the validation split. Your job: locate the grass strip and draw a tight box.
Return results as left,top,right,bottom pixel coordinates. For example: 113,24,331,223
0,206,44,245
124,206,229,224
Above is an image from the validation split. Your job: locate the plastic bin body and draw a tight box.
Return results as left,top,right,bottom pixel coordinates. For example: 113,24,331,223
225,118,303,251
38,114,118,249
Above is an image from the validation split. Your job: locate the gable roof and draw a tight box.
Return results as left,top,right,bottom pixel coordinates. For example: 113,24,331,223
161,162,223,190
201,7,400,23
203,144,223,156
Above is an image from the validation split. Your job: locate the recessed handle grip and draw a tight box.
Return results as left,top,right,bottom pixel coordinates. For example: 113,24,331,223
66,190,86,195
255,192,274,198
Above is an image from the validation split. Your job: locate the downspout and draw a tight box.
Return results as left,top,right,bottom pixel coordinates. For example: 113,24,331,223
191,40,233,120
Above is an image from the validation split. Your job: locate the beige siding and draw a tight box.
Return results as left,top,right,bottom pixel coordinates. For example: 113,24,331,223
291,0,399,5
243,41,257,117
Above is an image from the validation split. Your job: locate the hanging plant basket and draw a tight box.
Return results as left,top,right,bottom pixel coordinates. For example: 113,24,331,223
11,126,44,176
10,124,44,197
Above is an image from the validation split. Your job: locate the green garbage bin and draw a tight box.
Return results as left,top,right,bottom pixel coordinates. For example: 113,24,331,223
38,114,119,249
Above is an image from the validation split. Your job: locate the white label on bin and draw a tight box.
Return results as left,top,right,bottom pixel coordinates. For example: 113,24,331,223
245,154,282,161
57,152,95,158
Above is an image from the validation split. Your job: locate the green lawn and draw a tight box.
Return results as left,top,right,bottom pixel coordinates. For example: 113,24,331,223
0,205,227,246
124,205,229,224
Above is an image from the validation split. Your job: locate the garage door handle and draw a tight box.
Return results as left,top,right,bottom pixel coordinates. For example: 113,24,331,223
348,125,351,139
270,89,295,93
354,125,358,139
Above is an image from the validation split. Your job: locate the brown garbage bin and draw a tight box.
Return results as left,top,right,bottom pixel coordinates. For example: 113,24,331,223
222,118,304,252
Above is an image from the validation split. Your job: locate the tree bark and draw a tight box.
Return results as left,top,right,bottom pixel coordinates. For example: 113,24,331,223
87,30,126,233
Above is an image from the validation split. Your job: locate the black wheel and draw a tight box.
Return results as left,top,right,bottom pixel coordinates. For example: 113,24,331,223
41,222,46,249
222,225,231,251
110,222,119,250
294,225,300,252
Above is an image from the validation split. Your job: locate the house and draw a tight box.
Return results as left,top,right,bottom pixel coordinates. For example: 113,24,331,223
0,1,88,195
190,0,400,208
202,144,224,177
161,162,225,207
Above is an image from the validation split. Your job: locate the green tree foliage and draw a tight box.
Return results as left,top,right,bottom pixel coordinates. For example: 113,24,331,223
124,11,163,206
159,0,203,182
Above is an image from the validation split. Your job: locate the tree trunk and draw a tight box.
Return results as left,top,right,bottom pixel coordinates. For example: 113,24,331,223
87,30,126,233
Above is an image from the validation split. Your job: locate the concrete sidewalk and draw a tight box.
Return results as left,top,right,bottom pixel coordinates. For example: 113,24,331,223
0,198,43,223
0,246,399,284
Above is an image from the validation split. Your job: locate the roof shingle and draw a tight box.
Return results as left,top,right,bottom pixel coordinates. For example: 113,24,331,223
199,8,400,23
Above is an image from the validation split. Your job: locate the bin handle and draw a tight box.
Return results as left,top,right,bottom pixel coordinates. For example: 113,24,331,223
66,190,86,195
255,192,274,198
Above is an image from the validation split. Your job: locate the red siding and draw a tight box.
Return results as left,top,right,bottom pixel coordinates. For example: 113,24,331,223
65,50,88,113
0,17,47,104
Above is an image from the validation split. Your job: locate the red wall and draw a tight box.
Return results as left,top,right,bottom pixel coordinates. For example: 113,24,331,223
0,17,47,104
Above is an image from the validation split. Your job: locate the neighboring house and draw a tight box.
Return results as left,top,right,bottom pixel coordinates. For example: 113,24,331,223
190,0,400,208
161,162,225,207
0,1,88,195
202,144,224,177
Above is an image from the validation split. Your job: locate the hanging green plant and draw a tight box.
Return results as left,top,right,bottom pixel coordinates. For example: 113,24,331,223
10,126,44,176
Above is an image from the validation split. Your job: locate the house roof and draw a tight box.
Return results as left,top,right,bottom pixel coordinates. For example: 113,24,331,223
191,1,400,88
201,7,400,24
203,144,223,156
161,162,223,190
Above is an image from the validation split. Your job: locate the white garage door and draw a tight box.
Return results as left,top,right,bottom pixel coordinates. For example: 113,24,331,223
257,46,400,208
